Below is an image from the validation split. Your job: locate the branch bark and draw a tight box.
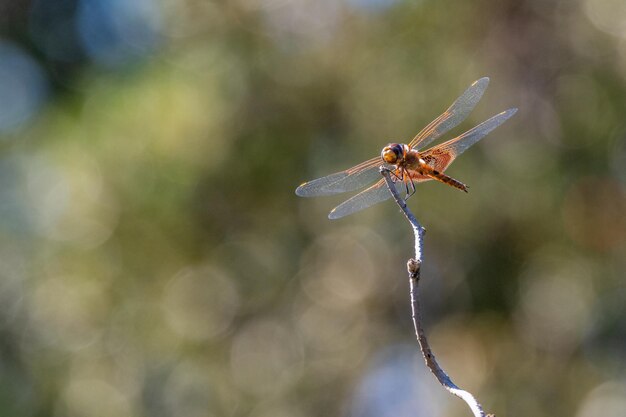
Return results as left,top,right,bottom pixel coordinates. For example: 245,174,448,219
380,168,494,417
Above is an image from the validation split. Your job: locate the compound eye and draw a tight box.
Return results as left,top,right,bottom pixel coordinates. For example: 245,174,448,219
381,146,398,164
392,144,403,155
381,144,403,164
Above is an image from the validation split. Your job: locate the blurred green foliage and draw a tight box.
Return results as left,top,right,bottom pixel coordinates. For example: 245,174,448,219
0,1,625,417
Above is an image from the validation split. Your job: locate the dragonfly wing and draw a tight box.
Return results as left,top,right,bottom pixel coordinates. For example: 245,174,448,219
296,171,351,197
409,77,490,150
328,178,395,219
422,108,518,172
296,157,384,197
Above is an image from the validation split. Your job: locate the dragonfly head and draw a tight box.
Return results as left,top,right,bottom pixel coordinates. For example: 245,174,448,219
381,143,404,165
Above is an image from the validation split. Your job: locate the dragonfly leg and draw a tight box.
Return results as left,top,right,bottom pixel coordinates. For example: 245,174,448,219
404,175,417,200
396,167,411,199
380,166,397,178
395,168,417,200
392,169,404,182
405,182,410,197
383,167,405,184
381,166,411,197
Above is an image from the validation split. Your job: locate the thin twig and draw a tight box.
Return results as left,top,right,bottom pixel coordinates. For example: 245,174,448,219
380,168,493,417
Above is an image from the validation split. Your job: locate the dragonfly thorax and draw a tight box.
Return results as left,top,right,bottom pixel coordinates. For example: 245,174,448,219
381,143,407,165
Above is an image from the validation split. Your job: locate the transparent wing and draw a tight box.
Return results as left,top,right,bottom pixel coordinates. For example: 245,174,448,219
296,78,490,198
409,77,490,151
328,178,395,219
421,108,518,172
295,156,386,197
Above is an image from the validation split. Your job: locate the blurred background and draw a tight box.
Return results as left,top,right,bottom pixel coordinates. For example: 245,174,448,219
0,0,624,416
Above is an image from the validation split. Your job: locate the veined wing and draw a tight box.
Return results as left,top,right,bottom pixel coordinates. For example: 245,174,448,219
421,108,518,172
328,178,398,219
296,156,387,197
409,77,490,151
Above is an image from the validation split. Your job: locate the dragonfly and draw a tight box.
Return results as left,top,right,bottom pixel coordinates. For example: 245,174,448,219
296,77,517,219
